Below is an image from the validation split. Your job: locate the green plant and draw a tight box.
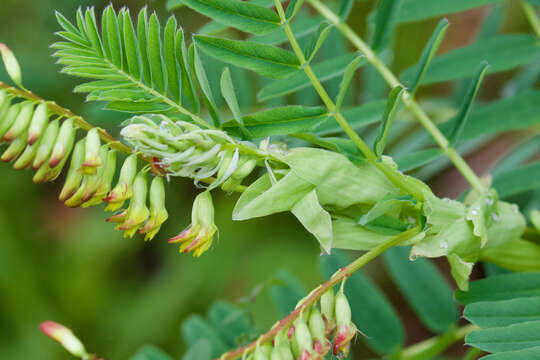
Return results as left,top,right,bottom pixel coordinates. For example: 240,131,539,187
1,0,539,358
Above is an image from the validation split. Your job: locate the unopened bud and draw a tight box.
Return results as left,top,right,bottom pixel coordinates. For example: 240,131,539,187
335,287,351,326
33,119,59,169
27,102,48,145
332,286,356,356
320,288,336,335
118,170,150,238
81,127,102,174
0,103,20,140
39,321,88,358
309,308,330,356
1,129,28,162
13,140,40,170
49,118,75,168
82,149,117,207
292,317,313,357
59,139,85,202
254,343,272,360
221,158,256,192
3,102,33,142
169,190,217,257
80,146,108,202
138,176,168,240
105,154,137,211
0,93,11,123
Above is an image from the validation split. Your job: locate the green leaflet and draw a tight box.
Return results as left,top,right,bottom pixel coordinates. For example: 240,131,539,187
371,0,403,52
207,301,252,347
270,270,306,318
148,13,166,93
464,296,540,328
258,53,359,101
332,216,402,251
492,162,540,198
481,347,540,360
335,55,364,111
373,86,405,157
395,148,442,172
164,16,181,102
407,18,449,95
285,0,305,20
220,67,250,137
448,61,489,146
320,250,404,354
222,105,327,137
466,320,540,353
358,194,416,226
280,147,397,208
400,35,540,85
181,0,281,35
291,134,365,165
383,246,458,334
397,0,501,23
194,35,300,79
190,45,220,125
181,315,228,357
455,273,540,305
232,172,314,221
481,238,540,272
303,22,333,63
291,189,333,253
129,345,173,360
250,14,323,45
448,253,474,291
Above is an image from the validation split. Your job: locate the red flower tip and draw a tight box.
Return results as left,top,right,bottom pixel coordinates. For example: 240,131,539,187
287,325,295,339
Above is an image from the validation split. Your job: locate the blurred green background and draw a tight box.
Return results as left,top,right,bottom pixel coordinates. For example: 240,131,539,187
0,1,534,359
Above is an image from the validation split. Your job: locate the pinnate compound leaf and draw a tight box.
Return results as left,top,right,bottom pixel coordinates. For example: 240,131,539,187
194,35,300,79
400,35,540,85
207,301,252,347
320,250,404,354
129,345,173,360
448,61,489,146
182,340,212,360
383,246,457,333
407,18,449,95
258,53,358,100
397,0,501,24
223,106,327,138
181,0,281,35
373,86,405,157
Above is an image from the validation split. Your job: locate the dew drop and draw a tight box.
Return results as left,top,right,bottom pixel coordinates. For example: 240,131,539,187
442,197,451,203
440,241,449,249
409,254,418,262
485,196,494,205
471,209,479,216
491,212,500,222
512,204,519,213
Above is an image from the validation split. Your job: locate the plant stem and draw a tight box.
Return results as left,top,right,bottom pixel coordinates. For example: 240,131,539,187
273,1,425,200
214,227,420,360
521,0,540,38
306,0,486,194
463,347,483,360
401,324,479,360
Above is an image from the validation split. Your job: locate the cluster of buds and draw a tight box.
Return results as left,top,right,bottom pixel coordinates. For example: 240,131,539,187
0,93,75,181
120,115,259,191
0,91,168,241
169,191,217,257
249,285,357,360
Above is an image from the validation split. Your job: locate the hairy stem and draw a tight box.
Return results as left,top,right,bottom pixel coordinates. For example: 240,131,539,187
215,227,420,360
306,0,486,194
273,1,425,200
401,324,479,360
521,0,540,38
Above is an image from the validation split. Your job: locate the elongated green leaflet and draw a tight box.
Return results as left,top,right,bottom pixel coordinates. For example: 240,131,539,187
220,67,250,138
194,35,300,79
164,16,181,102
407,18,449,95
335,54,364,112
285,0,305,20
303,22,332,63
372,0,403,52
373,85,405,157
181,0,281,35
449,61,489,146
190,45,220,126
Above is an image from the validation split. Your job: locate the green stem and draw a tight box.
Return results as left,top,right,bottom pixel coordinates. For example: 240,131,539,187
306,0,486,194
215,227,420,360
401,324,479,360
273,0,425,200
521,0,540,38
463,347,484,360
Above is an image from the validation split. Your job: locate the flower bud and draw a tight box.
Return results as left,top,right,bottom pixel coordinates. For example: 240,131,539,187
0,102,20,140
309,308,330,356
169,190,217,257
3,102,33,142
59,139,85,201
254,343,272,360
27,102,49,145
117,170,150,238
49,118,75,168
13,140,40,170
39,321,88,358
82,149,117,207
32,119,59,169
81,127,102,174
332,287,356,356
33,128,74,184
105,154,137,211
221,158,257,192
138,176,168,240
80,146,108,202
1,129,28,162
320,288,336,335
292,317,313,358
272,332,294,360
0,93,11,122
